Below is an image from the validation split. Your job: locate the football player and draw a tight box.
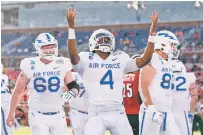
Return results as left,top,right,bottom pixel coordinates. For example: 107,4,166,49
6,33,79,135
69,70,88,135
139,30,182,135
123,54,142,135
66,8,158,135
171,46,198,135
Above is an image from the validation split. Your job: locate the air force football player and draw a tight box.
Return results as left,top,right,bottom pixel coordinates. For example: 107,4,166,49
171,47,198,135
66,8,158,135
1,63,15,135
69,70,88,135
139,30,182,135
6,33,79,135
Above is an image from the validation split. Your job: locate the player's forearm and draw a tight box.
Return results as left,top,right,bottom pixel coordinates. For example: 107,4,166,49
190,96,198,113
142,87,153,107
9,92,22,114
67,31,80,65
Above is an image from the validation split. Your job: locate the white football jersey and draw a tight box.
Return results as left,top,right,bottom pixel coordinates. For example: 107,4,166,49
172,60,196,111
20,57,72,112
75,51,139,105
1,74,11,109
69,71,88,112
140,53,174,112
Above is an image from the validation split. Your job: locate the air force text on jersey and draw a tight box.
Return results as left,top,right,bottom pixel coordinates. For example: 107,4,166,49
33,71,60,77
89,62,121,69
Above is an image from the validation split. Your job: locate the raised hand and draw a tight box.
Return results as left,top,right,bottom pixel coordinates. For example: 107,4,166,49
150,11,159,35
66,8,77,29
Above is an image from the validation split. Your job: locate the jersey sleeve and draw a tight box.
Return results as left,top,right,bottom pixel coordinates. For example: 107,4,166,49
63,58,73,72
73,52,87,76
20,58,30,78
123,52,139,74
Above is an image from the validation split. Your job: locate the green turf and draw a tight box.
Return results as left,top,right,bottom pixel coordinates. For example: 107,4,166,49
14,126,201,135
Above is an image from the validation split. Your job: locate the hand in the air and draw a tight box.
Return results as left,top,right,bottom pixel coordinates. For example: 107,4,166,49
6,113,15,127
66,8,77,29
149,11,159,35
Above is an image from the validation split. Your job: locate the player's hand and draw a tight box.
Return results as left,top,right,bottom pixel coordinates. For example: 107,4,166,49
66,8,77,29
149,11,158,35
148,105,163,125
6,113,15,127
61,90,76,102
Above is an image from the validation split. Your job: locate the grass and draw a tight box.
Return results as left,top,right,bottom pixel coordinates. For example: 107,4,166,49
14,126,201,135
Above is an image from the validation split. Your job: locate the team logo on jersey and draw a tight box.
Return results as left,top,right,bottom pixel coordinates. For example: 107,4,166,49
56,59,64,64
30,60,35,65
89,52,94,60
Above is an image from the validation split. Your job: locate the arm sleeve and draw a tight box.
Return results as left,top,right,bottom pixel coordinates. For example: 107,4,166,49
124,54,139,74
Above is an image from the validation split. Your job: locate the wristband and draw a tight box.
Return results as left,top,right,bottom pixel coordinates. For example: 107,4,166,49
68,28,76,39
148,35,155,43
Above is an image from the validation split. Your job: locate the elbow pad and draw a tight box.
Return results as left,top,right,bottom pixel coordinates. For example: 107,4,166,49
66,81,79,93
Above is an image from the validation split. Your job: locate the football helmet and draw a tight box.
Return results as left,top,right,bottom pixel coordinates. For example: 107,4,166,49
89,29,115,53
33,33,58,60
154,30,180,60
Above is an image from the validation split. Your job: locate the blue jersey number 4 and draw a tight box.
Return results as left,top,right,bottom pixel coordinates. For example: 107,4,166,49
100,70,114,89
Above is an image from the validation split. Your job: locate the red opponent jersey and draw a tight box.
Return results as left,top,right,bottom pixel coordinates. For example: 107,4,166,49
123,71,141,114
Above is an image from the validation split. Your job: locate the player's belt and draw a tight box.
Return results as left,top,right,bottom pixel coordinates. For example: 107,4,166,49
78,110,88,114
38,111,60,115
1,91,6,94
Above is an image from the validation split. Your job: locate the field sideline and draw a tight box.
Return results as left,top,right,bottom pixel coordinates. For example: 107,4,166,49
14,126,201,135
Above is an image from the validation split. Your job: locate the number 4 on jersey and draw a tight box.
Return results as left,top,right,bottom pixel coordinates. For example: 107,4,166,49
100,70,114,89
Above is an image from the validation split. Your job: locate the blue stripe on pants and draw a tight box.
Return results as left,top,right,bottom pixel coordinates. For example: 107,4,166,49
140,111,146,135
1,107,9,135
184,111,190,135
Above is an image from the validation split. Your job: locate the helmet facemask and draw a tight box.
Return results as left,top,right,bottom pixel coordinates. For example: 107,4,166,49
89,29,115,53
35,43,58,61
34,33,58,61
171,43,180,60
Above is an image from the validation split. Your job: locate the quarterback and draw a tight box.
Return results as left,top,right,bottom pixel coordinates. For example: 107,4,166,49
66,8,158,135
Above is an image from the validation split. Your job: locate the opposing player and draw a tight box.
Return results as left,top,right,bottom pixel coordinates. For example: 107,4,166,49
123,55,142,135
69,70,88,135
66,8,158,135
6,33,79,135
171,47,198,135
139,30,182,135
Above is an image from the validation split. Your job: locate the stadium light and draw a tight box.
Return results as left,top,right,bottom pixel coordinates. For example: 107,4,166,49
194,1,200,8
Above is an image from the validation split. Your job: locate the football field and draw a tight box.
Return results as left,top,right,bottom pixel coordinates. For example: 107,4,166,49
14,126,201,135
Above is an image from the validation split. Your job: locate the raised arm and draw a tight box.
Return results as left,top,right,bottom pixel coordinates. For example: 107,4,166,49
6,71,29,127
66,8,80,65
136,12,158,68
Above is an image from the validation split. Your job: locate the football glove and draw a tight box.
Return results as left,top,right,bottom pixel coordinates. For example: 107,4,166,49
148,105,163,125
61,90,76,102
